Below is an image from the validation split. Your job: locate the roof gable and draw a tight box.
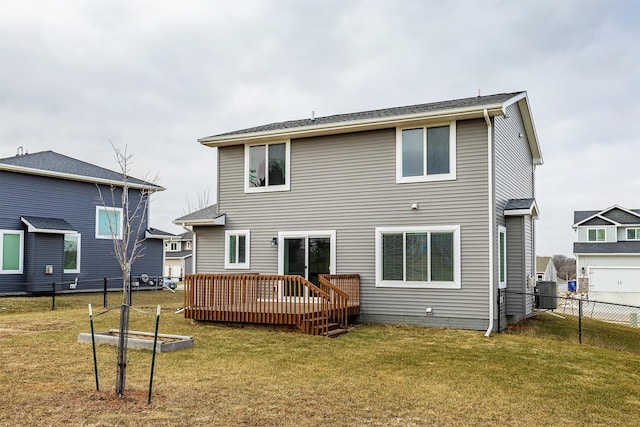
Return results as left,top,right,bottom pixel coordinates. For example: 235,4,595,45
0,151,164,191
573,205,640,227
581,217,616,226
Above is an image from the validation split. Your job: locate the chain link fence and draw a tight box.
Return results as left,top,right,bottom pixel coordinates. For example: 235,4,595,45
500,289,640,353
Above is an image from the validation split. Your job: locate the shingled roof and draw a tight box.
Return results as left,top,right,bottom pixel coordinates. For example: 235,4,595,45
0,151,164,191
198,91,543,166
208,92,523,139
174,204,226,226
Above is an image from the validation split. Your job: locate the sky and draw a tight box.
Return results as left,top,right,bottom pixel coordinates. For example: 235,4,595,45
1,0,638,257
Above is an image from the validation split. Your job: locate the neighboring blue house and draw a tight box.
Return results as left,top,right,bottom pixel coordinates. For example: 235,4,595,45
0,150,166,293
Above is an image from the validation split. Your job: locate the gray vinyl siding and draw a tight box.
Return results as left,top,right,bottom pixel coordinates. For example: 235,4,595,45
493,103,536,321
0,171,162,293
505,216,525,320
198,119,492,329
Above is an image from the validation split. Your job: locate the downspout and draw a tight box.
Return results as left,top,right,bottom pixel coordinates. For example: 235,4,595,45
484,109,495,337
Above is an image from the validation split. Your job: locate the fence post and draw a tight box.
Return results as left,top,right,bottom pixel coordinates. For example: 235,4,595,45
51,282,56,310
578,298,583,344
103,277,108,308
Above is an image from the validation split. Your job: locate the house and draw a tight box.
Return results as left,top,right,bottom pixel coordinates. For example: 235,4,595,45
536,256,558,282
573,205,640,305
0,150,166,293
164,231,193,280
176,91,543,333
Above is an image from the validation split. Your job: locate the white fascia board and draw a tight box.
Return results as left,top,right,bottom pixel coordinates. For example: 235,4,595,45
574,253,640,257
145,231,172,239
173,214,226,227
198,105,506,147
0,164,165,192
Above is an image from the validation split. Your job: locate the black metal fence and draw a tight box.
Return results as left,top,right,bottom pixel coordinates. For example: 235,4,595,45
0,275,174,310
500,289,640,353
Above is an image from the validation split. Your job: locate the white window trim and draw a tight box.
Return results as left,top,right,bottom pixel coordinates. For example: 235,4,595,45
396,121,457,183
95,206,123,240
244,140,291,193
627,228,640,240
64,233,81,274
0,230,24,274
224,230,250,269
375,225,461,289
277,230,337,277
587,227,606,242
498,226,506,289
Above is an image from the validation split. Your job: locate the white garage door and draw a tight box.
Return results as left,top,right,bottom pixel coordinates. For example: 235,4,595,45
590,267,640,293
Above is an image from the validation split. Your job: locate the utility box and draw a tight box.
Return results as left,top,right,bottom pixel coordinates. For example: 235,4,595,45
535,281,558,310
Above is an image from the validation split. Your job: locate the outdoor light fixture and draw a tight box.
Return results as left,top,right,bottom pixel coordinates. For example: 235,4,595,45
271,237,278,246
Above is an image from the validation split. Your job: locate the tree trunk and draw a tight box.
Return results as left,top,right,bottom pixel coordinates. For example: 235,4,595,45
116,274,131,397
115,303,130,396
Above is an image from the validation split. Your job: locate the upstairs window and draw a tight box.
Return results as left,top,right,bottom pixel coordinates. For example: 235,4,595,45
168,242,178,251
1,230,24,274
245,141,290,193
627,228,640,240
397,122,456,183
225,230,250,269
587,228,605,242
64,234,81,273
96,206,123,239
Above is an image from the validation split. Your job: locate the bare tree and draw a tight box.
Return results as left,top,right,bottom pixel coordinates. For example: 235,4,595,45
551,254,576,281
181,185,212,215
96,144,159,397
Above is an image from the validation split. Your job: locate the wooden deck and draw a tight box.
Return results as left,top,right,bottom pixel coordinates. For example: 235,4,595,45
184,274,360,336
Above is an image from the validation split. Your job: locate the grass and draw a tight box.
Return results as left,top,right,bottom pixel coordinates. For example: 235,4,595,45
504,311,640,353
1,291,639,426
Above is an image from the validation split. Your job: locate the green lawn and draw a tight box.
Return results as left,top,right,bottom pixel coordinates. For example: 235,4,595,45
1,291,639,426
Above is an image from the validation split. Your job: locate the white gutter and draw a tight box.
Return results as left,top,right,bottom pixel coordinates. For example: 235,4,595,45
199,105,506,147
484,109,495,337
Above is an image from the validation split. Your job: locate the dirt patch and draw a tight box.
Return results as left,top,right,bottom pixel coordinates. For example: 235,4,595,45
506,324,533,331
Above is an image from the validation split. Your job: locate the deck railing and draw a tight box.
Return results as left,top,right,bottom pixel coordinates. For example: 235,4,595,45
319,274,360,315
184,274,335,335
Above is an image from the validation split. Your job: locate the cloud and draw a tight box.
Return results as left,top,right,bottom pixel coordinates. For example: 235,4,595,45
1,0,638,250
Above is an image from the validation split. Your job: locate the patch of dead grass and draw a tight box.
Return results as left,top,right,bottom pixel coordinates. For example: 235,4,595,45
1,292,639,426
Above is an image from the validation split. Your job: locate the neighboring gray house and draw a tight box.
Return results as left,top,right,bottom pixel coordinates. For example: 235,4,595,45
176,91,543,332
536,256,558,282
573,205,640,305
0,151,166,293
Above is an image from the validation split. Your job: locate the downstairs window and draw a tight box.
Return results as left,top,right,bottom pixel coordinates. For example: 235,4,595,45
375,226,460,288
